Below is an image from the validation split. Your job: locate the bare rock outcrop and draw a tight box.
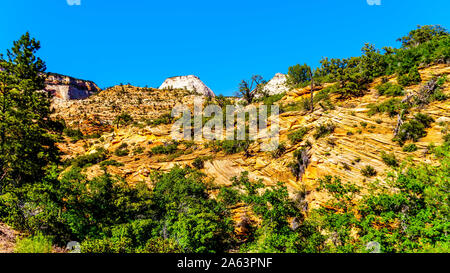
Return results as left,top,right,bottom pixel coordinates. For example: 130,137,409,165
261,73,289,96
159,75,215,97
44,73,101,101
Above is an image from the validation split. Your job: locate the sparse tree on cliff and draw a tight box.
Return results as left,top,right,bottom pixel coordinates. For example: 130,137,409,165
286,63,311,87
236,75,265,104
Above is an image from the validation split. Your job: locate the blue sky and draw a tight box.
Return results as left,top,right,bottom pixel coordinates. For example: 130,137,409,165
1,0,449,96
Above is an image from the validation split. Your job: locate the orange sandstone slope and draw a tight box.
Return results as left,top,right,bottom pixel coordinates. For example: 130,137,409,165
54,64,450,211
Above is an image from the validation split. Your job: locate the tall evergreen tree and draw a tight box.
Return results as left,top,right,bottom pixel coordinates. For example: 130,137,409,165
0,32,60,193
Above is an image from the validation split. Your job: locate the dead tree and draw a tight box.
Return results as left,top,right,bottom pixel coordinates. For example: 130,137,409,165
416,78,439,107
394,109,405,137
394,78,440,136
290,148,311,182
309,68,314,113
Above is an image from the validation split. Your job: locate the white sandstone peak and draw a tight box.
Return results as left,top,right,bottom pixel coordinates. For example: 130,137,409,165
262,73,289,96
159,75,215,97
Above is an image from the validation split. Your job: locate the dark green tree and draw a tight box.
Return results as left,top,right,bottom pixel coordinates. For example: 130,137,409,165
0,32,60,193
286,63,311,87
397,25,448,49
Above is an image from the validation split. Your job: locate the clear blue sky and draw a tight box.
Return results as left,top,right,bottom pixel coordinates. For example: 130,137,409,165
1,0,449,95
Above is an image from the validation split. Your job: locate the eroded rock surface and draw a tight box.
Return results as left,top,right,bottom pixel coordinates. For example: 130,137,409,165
54,64,450,212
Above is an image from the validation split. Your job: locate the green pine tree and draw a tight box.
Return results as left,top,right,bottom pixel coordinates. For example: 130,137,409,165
0,32,60,194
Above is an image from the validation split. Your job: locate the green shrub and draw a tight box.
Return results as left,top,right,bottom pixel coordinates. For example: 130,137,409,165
118,143,128,149
403,143,418,152
53,168,153,242
81,237,131,253
280,101,303,113
210,140,250,155
299,97,313,111
100,160,124,167
318,175,360,196
228,172,321,253
380,151,399,167
150,143,179,155
72,148,107,168
332,81,367,99
398,67,421,86
430,89,448,101
192,156,205,169
288,127,308,145
84,132,101,139
114,112,134,127
314,123,336,139
367,98,406,117
271,142,286,158
376,82,404,96
217,187,241,206
138,238,183,253
64,128,84,141
182,140,195,149
395,113,434,145
15,233,52,253
414,113,435,128
114,146,130,157
361,165,377,177
0,193,24,229
146,113,173,126
263,93,285,106
133,146,144,154
316,91,335,111
444,134,450,144
395,120,426,145
313,88,331,103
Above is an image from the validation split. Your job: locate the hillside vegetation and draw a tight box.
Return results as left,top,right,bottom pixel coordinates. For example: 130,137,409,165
0,25,449,253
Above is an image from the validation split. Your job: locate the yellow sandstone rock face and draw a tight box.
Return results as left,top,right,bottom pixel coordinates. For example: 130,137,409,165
55,64,450,211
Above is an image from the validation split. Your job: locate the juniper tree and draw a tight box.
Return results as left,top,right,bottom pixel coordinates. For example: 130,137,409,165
286,63,311,87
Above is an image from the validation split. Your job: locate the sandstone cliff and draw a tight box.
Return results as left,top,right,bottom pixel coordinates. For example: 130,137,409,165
44,73,101,101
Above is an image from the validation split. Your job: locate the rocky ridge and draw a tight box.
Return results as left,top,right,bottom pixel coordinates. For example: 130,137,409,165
51,85,198,135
